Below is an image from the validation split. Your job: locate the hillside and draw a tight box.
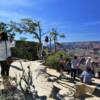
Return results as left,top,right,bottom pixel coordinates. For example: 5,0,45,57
55,41,100,58
63,41,100,50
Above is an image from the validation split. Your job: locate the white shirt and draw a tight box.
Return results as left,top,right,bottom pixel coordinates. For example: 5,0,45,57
43,41,48,47
71,59,79,69
0,40,15,61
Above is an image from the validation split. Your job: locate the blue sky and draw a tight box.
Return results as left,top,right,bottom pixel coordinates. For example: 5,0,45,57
0,0,100,42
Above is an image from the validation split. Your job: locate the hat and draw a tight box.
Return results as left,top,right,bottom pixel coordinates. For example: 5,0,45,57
87,57,91,59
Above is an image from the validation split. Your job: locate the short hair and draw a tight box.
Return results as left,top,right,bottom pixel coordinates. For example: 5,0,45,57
74,56,77,59
86,67,91,72
0,32,8,40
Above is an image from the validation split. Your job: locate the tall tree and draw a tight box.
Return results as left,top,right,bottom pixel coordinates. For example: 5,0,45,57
50,28,57,52
50,28,65,52
9,19,46,58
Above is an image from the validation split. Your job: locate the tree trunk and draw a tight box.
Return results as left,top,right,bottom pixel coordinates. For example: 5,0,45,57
50,38,52,52
37,21,43,59
54,39,57,52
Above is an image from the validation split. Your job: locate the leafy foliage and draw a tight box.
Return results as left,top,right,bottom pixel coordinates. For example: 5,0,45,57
9,19,45,59
11,41,38,60
0,22,15,39
45,50,70,69
10,19,42,43
49,28,65,52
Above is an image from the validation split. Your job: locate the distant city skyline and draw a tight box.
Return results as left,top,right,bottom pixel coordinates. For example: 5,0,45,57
0,0,100,42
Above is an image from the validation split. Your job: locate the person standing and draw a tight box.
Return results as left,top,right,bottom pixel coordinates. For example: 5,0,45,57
0,32,15,78
85,57,92,69
58,54,65,73
71,56,80,80
64,58,71,75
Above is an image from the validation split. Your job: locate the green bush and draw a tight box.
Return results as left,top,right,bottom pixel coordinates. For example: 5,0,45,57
11,41,38,60
45,50,71,69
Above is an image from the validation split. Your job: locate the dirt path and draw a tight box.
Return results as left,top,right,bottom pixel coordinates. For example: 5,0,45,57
9,60,53,98
5,60,100,100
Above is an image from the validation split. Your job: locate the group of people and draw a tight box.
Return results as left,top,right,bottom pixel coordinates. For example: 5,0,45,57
0,31,95,85
58,55,94,84
0,32,15,79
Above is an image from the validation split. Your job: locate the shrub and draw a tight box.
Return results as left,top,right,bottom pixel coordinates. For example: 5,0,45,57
45,50,71,69
11,41,38,60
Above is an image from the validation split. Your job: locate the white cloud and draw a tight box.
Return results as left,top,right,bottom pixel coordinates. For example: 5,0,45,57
0,0,32,7
0,10,29,21
0,0,58,21
0,0,57,9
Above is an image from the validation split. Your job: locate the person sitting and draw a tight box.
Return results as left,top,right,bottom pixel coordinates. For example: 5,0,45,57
80,67,93,84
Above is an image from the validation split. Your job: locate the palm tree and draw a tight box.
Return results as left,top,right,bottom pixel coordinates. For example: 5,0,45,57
50,28,57,52
50,28,65,52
